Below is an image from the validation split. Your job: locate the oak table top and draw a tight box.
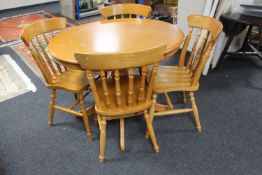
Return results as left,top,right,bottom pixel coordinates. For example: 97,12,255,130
48,18,184,69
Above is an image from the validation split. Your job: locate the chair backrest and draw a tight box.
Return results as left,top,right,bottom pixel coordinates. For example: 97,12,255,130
99,3,152,20
75,45,166,110
178,15,223,85
20,17,67,85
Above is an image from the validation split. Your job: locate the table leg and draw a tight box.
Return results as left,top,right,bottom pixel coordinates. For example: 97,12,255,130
215,35,234,69
73,93,78,118
259,26,262,50
241,25,253,51
86,104,95,116
248,43,262,59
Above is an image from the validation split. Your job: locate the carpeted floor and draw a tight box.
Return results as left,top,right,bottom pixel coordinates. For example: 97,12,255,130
0,2,262,175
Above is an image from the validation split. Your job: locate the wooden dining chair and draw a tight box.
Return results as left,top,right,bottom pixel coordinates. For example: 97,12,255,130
145,15,223,137
76,45,166,162
99,3,152,150
20,17,93,141
99,3,152,19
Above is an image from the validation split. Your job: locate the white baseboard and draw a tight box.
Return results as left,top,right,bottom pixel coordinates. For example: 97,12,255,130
1,0,58,11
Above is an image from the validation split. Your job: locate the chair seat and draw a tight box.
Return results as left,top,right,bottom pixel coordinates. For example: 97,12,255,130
153,66,199,93
48,69,89,92
95,76,151,117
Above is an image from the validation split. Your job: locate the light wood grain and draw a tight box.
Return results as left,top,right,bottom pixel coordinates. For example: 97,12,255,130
20,18,93,140
99,3,151,19
99,118,107,163
48,18,184,68
149,15,223,133
120,118,125,151
76,45,166,162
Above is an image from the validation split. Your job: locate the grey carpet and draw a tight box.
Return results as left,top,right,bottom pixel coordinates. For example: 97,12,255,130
0,3,262,175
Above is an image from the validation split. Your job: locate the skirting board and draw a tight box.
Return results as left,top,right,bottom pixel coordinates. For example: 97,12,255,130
0,0,58,11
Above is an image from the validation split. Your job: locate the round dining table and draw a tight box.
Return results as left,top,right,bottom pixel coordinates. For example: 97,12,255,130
48,18,185,140
48,18,184,69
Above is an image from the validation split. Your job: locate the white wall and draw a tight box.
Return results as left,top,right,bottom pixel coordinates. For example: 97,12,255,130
1,0,58,10
177,0,207,49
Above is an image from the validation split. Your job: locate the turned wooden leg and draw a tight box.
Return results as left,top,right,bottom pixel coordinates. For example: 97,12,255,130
181,91,186,103
72,94,80,118
99,118,107,163
79,93,93,141
48,89,56,126
97,115,102,131
189,92,202,132
144,110,159,152
145,93,157,139
164,93,174,110
120,118,125,151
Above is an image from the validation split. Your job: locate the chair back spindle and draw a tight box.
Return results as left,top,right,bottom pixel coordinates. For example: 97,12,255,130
20,17,67,85
99,70,111,107
186,29,200,69
114,70,122,107
178,15,223,86
148,15,223,135
128,68,135,106
75,45,166,112
138,66,147,104
100,4,152,20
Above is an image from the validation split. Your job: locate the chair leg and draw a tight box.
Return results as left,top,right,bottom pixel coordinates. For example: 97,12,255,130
48,89,56,126
181,91,186,103
79,93,93,141
120,118,125,151
189,92,202,132
97,115,102,130
145,93,157,139
99,118,107,163
73,93,79,118
164,93,174,110
144,110,159,153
